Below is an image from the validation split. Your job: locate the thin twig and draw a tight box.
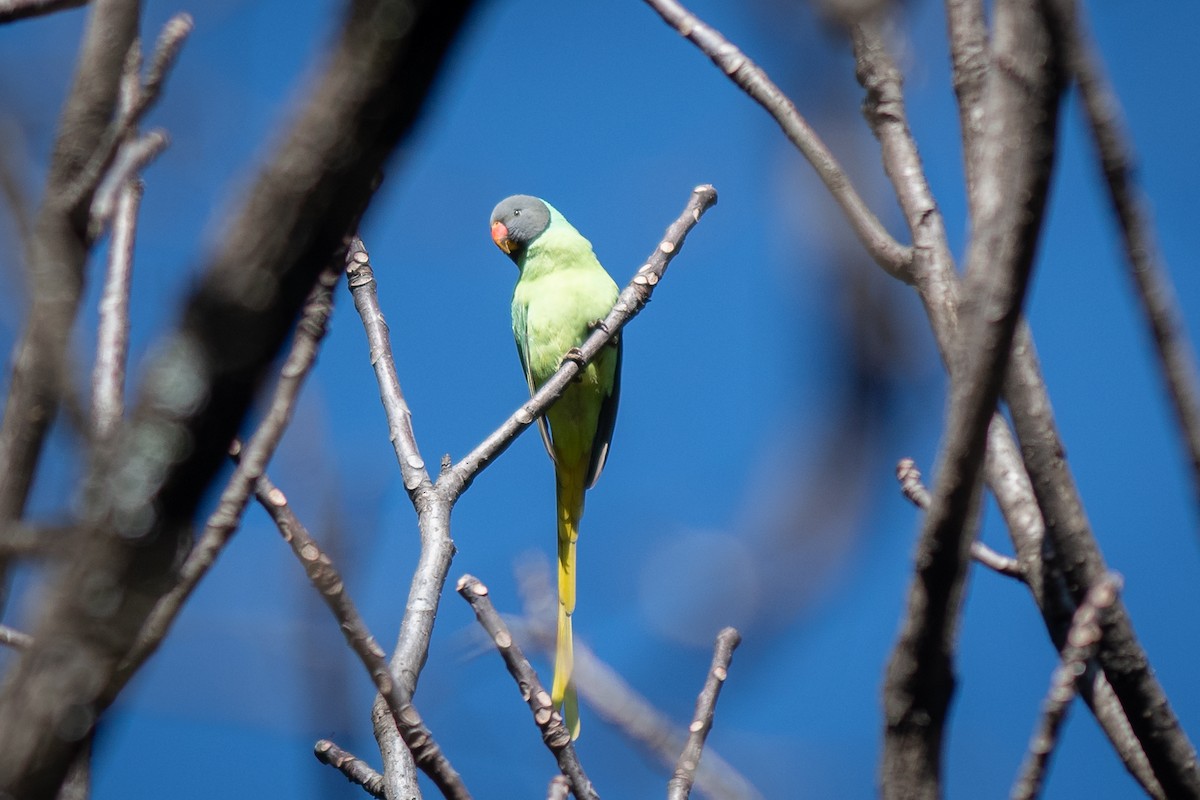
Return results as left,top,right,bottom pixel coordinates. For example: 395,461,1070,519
640,0,911,280
91,178,142,440
457,574,598,800
1049,0,1200,519
314,740,386,800
260,475,471,800
896,458,1023,580
666,627,741,800
1012,574,1123,800
345,238,431,496
0,0,86,23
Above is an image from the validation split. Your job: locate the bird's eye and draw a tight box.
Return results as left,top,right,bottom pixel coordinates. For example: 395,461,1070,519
513,209,521,217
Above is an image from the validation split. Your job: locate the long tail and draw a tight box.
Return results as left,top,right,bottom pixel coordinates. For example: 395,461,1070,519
554,473,585,740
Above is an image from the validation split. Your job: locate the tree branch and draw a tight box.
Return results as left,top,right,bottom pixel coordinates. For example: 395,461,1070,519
457,575,597,800
640,0,912,280
314,740,386,800
0,0,86,24
1012,574,1122,800
878,0,1064,794
666,627,741,800
260,473,471,800
1048,0,1200,520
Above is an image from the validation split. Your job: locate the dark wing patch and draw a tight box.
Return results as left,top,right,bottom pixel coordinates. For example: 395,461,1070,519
586,336,622,489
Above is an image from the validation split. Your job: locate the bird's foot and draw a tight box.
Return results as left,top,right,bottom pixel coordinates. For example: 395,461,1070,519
587,318,610,334
562,347,587,370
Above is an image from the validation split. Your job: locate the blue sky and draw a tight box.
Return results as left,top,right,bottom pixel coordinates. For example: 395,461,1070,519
1,0,1198,797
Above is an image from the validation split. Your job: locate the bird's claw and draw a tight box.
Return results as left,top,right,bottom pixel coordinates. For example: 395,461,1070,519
562,347,587,370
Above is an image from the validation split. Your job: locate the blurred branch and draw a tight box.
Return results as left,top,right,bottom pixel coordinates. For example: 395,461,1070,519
314,740,386,800
1049,0,1200,519
640,0,912,280
943,0,988,200
1012,574,1122,800
0,0,139,564
112,265,341,694
0,0,86,23
666,627,741,800
260,473,470,800
514,558,762,800
874,0,1064,795
457,574,598,800
0,1,477,795
895,458,1022,580
546,775,571,800
69,12,192,231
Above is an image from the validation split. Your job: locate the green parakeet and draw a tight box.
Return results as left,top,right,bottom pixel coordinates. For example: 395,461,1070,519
490,195,622,739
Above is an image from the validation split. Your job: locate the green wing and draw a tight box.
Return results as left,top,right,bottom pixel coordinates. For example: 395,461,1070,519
512,299,557,463
585,337,621,489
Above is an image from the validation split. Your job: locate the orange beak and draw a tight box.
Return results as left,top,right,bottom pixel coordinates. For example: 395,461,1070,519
491,221,513,254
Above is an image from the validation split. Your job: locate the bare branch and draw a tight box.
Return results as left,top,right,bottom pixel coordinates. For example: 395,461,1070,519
1012,574,1123,800
444,184,718,498
0,0,86,23
666,627,741,800
314,740,386,800
640,0,912,280
457,574,598,800
879,0,1064,794
261,474,470,800
345,237,432,496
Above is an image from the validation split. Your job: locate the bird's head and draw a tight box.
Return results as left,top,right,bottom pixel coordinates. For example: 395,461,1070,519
490,195,551,263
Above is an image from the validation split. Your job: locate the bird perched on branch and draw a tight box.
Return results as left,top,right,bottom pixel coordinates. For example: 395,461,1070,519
490,195,622,739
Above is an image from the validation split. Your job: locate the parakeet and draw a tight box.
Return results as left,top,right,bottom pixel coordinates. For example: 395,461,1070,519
490,195,621,739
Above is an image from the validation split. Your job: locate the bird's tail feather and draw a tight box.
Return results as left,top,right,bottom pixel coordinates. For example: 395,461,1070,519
554,474,584,739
